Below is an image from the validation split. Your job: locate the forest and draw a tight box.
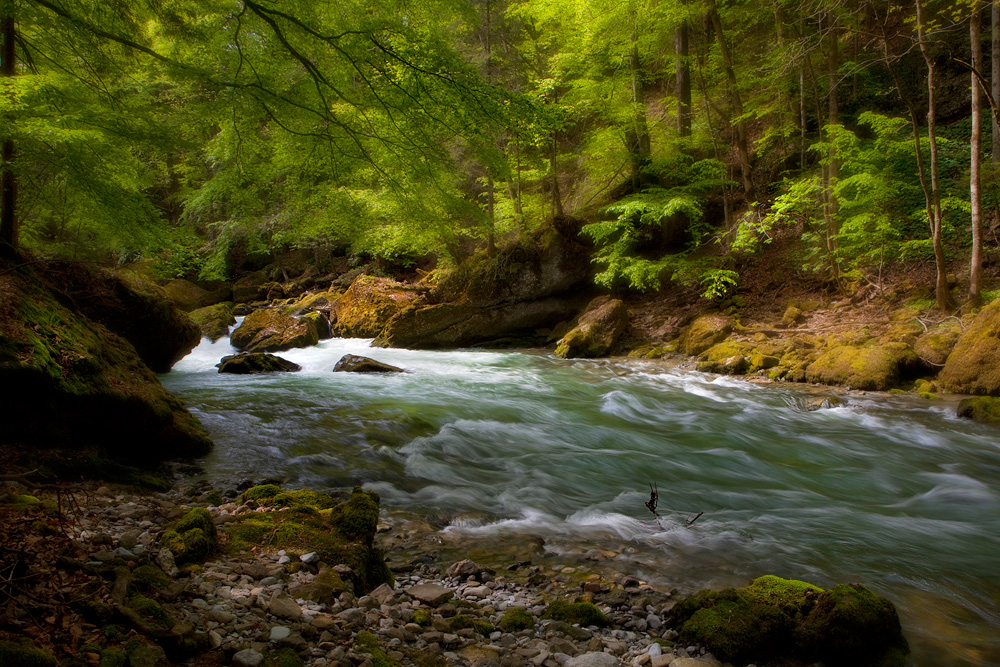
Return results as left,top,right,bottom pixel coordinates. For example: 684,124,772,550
2,0,998,310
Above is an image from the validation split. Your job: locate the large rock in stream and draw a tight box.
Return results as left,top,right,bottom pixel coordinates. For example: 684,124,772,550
555,296,628,358
230,308,320,353
939,299,1000,395
333,354,403,373
218,353,301,374
0,258,212,462
331,276,423,338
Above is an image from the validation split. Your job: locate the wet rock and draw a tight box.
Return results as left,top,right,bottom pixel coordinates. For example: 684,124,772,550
407,583,455,606
217,352,301,374
555,297,629,359
230,308,320,353
190,303,237,342
957,396,1000,422
333,354,404,374
332,275,424,338
805,343,920,391
679,315,732,356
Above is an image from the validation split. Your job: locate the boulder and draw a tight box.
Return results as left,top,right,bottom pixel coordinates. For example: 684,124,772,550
217,353,301,374
939,300,1000,395
162,279,229,312
956,396,1000,422
0,258,212,463
666,575,908,667
230,308,319,353
555,296,628,358
679,314,732,356
805,342,919,391
406,583,455,606
304,311,332,340
189,303,236,342
232,271,270,304
287,290,340,317
37,262,200,372
332,275,423,338
914,328,960,366
333,354,404,374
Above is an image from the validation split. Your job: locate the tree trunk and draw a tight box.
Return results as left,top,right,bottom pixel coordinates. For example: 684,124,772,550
972,0,984,305
992,0,1000,160
826,14,840,229
1,14,16,254
550,132,563,218
676,20,691,138
916,0,953,311
627,1,651,186
708,0,753,200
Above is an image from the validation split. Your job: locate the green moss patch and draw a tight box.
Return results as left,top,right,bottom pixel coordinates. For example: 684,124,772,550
805,342,919,391
957,396,1000,422
0,640,57,667
354,631,402,667
161,508,217,564
939,299,1000,395
262,648,303,667
498,608,535,632
542,600,610,627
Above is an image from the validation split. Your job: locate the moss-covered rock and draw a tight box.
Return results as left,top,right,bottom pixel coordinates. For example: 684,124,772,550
957,396,1000,422
189,303,237,342
554,296,628,359
229,308,319,353
217,352,301,374
332,275,424,338
542,600,610,627
161,508,217,564
498,608,535,632
0,640,57,667
161,278,230,312
0,258,212,464
332,354,404,373
805,342,919,391
679,314,732,356
939,299,1000,395
304,311,332,340
913,328,959,366
286,290,341,317
783,305,803,327
225,485,391,594
666,575,907,667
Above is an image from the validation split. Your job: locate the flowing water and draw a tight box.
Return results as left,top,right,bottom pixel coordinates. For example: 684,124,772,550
162,333,1000,666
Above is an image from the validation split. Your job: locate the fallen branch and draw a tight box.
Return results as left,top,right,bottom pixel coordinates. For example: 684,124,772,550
685,512,704,527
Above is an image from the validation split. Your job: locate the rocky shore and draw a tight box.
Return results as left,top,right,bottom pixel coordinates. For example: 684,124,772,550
0,469,908,667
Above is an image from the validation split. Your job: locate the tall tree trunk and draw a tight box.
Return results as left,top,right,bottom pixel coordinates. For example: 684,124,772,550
971,0,984,305
993,0,1000,160
1,14,16,254
676,19,691,137
916,0,953,311
627,1,651,187
550,132,563,218
708,0,753,200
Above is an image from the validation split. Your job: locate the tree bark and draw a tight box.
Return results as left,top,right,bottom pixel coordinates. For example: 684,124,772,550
627,1,651,187
708,0,753,200
676,20,691,137
992,0,1000,160
972,0,984,305
916,0,953,311
1,13,16,254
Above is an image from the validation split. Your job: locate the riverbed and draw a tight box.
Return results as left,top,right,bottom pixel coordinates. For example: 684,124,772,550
162,335,1000,666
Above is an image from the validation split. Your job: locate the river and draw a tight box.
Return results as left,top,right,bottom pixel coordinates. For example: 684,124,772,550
162,334,1000,666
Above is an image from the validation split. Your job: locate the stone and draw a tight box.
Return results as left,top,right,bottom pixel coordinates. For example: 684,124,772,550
447,559,487,579
669,659,718,667
118,529,141,550
300,551,319,563
331,275,424,338
190,303,237,342
230,308,320,353
209,606,236,624
369,583,395,605
564,652,620,667
233,649,265,667
957,396,1000,422
218,352,302,374
679,315,732,356
269,594,302,620
156,549,180,578
805,342,920,391
406,583,455,606
337,608,366,625
270,626,291,641
555,297,629,359
649,656,674,667
311,614,337,630
332,354,404,374
940,300,1000,394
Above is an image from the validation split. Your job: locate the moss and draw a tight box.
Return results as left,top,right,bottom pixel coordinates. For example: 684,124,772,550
188,303,236,342
240,484,281,503
180,528,211,562
132,564,170,592
498,608,535,632
328,486,381,546
411,608,432,625
939,298,1000,394
542,600,610,627
262,648,303,667
129,594,173,632
0,640,58,667
805,343,919,391
98,648,127,667
957,396,1000,422
472,619,495,636
229,307,319,353
448,614,491,634
400,648,449,667
160,530,186,558
354,631,402,667
554,297,628,359
679,314,733,356
176,508,217,542
332,276,422,338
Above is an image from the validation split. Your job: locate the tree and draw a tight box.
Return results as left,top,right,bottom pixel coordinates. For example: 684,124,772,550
971,0,984,305
1,10,16,253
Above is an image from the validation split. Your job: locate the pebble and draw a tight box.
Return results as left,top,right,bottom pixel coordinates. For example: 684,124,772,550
270,626,291,641
232,649,264,667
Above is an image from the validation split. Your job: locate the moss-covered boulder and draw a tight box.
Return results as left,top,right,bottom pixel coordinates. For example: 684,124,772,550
332,275,423,338
161,278,229,312
0,259,212,463
286,290,341,317
0,640,57,667
666,575,907,667
498,608,535,632
332,354,404,373
805,342,919,391
226,485,392,594
217,352,301,374
939,299,1000,395
304,311,332,340
37,262,200,372
555,296,628,359
957,396,1000,422
679,314,732,356
913,328,960,366
230,308,319,353
189,303,237,342
161,507,218,564
542,600,610,627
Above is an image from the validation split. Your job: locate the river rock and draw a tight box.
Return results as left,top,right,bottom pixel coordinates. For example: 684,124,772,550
406,583,454,606
331,275,423,338
564,652,620,667
939,299,1000,394
333,354,404,374
804,342,919,391
217,353,301,374
268,593,302,620
189,303,237,342
232,649,264,667
555,296,629,359
679,314,732,356
230,308,320,353
957,396,1000,422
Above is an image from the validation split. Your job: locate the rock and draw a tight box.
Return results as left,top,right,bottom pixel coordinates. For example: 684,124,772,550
805,342,920,391
269,594,302,620
649,656,674,667
125,641,169,667
230,308,320,353
914,328,960,366
940,299,1000,394
679,314,732,356
161,278,229,312
233,648,265,667
338,608,366,625
209,606,236,623
156,549,180,577
287,291,340,317
217,353,302,374
304,311,332,340
0,258,212,463
564,652,620,667
446,559,488,579
782,305,803,327
331,275,424,338
369,583,395,605
406,583,455,606
957,396,1000,422
803,396,845,411
190,303,237,342
669,659,717,667
333,354,404,374
555,296,629,359
270,626,292,641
